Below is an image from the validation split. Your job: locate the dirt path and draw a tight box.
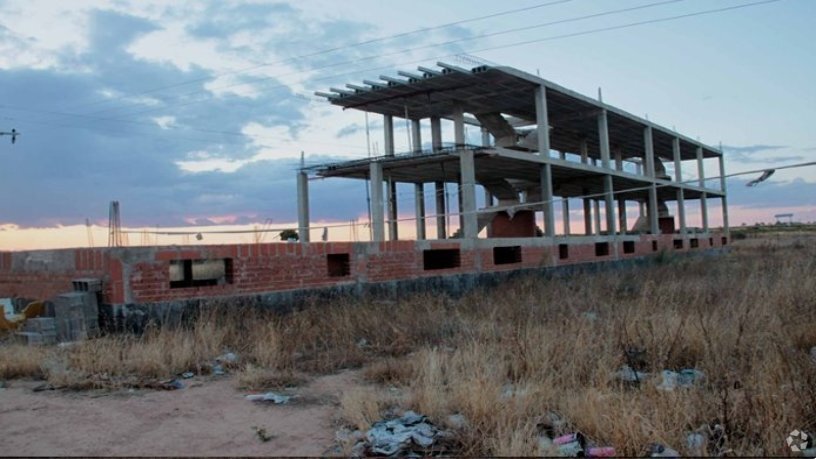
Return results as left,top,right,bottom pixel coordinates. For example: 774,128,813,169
0,371,359,456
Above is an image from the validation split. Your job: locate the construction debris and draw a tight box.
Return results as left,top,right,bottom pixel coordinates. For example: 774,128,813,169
245,392,291,404
615,365,648,383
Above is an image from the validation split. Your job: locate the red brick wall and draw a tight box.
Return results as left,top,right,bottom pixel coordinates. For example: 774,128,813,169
0,233,729,305
488,211,537,238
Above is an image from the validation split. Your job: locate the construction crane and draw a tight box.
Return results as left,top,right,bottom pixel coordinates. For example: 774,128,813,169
0,128,20,144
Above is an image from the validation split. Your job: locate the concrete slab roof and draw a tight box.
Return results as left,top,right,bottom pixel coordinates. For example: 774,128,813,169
313,147,723,202
316,62,721,161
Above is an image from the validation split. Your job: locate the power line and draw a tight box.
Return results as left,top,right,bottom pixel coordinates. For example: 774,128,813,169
0,0,784,151
65,0,574,114
81,0,685,119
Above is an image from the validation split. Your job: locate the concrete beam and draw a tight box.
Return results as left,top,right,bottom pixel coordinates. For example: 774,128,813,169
297,170,309,243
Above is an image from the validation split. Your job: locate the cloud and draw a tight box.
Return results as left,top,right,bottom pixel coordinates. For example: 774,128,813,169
722,144,786,155
727,176,816,209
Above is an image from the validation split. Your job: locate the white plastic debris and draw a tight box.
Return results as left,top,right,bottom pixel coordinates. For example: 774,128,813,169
615,365,648,383
217,351,238,363
656,369,705,391
810,346,816,364
246,392,291,404
686,431,706,452
446,414,468,430
364,410,445,456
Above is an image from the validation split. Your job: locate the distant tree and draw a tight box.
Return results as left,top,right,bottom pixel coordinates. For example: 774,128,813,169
279,229,298,241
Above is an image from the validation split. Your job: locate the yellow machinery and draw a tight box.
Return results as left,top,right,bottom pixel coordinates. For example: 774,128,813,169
0,299,44,330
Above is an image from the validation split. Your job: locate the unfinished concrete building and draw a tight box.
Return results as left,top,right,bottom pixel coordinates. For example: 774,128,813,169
0,63,728,323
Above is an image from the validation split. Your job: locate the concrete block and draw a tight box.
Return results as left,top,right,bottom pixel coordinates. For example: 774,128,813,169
15,331,57,346
23,317,56,333
54,291,99,341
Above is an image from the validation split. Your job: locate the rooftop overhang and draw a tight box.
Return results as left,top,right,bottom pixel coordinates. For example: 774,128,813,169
313,148,723,202
316,62,721,161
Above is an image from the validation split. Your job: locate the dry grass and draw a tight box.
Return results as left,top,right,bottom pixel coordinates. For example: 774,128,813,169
1,233,815,456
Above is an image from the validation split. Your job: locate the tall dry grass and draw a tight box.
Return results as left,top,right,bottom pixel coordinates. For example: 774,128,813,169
1,234,814,455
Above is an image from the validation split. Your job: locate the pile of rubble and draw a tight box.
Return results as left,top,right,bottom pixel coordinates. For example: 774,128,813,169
338,411,456,457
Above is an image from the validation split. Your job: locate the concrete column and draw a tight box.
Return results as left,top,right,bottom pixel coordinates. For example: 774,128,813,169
593,199,601,235
369,161,385,242
719,154,729,236
618,200,627,234
644,126,659,235
583,190,592,235
460,149,478,239
452,106,465,147
559,151,570,235
431,116,445,238
598,110,615,235
535,85,554,236
297,170,309,243
452,106,466,231
412,119,425,240
673,137,686,235
697,146,709,232
580,140,592,234
383,115,397,240
482,127,493,207
636,163,646,217
435,183,446,239
614,149,623,171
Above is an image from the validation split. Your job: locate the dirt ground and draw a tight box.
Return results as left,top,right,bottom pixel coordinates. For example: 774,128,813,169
0,370,360,456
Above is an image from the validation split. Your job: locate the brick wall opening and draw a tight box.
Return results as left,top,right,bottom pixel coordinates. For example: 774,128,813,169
559,244,569,260
722,236,728,246
327,253,351,277
493,246,521,265
709,237,714,247
170,258,233,289
623,240,635,254
595,242,610,257
652,240,658,252
673,239,684,250
423,249,460,270
690,238,699,248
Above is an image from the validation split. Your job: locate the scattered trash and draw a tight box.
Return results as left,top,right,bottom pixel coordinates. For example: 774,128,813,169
57,341,77,349
537,435,555,455
810,346,816,364
345,410,451,456
587,446,617,457
253,425,274,442
500,384,529,399
648,443,680,458
217,351,238,364
246,392,291,404
181,371,194,379
32,383,56,392
159,378,184,390
212,364,226,376
803,447,816,457
656,369,705,391
615,365,648,383
554,432,585,457
356,338,369,348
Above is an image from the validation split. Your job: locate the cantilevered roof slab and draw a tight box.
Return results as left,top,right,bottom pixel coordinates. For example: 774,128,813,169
317,63,721,161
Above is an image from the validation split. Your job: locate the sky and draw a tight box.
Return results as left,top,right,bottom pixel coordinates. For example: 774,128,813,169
0,0,813,249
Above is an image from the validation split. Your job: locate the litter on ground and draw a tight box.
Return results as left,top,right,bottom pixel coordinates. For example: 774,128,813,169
245,392,291,404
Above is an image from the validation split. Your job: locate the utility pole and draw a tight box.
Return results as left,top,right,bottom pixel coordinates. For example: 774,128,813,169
0,128,20,144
